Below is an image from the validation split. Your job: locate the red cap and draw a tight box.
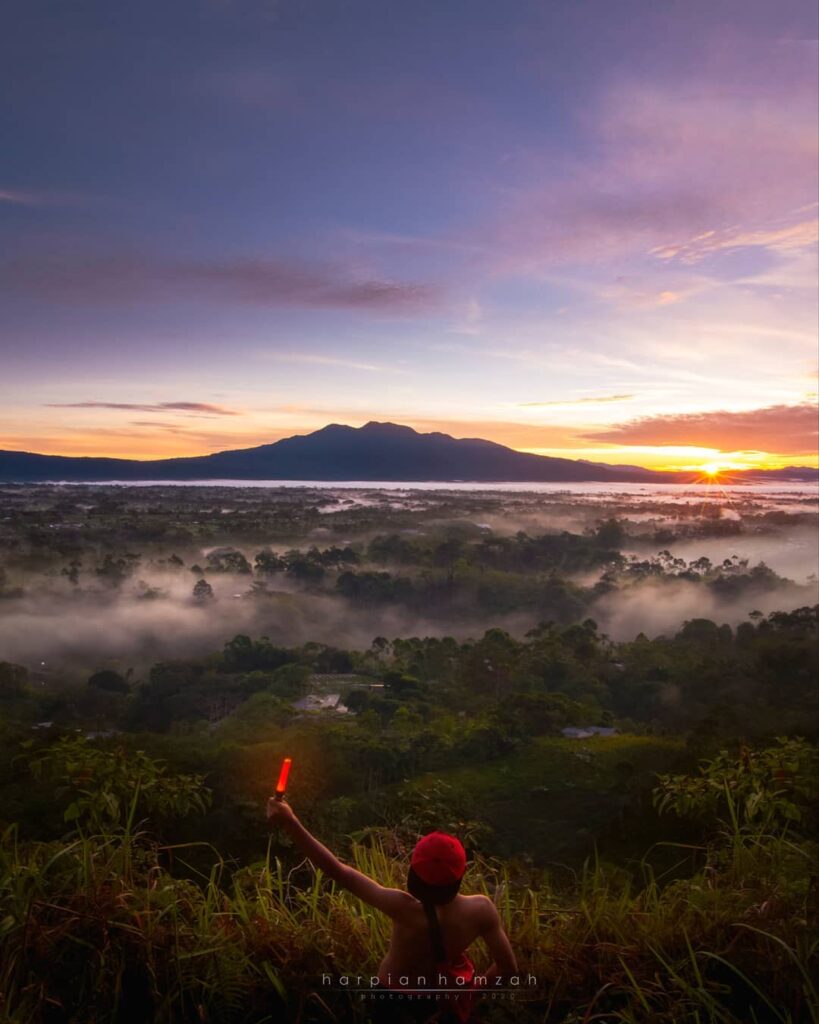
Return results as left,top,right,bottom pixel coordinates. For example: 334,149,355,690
410,832,466,886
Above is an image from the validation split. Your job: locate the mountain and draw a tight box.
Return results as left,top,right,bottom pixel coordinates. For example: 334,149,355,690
735,466,819,482
0,422,815,484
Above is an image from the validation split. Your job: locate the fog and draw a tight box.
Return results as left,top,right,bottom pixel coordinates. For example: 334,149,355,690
592,576,814,641
658,525,819,584
2,561,814,674
0,572,520,673
0,482,816,673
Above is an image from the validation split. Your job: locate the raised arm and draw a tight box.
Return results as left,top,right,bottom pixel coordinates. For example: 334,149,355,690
266,798,410,918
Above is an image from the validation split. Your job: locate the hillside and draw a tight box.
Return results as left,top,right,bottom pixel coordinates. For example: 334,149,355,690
4,422,815,484
0,421,667,482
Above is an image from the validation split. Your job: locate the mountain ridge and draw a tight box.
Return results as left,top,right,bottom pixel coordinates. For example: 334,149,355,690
0,421,816,484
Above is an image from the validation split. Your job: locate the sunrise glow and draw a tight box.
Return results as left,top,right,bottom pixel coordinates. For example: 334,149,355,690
2,6,818,1022
0,2,816,475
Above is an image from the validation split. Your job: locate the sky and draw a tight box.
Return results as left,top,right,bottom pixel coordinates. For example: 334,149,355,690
1,0,817,472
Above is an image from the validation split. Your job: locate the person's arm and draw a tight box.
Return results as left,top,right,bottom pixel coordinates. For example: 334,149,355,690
477,897,518,982
267,798,410,918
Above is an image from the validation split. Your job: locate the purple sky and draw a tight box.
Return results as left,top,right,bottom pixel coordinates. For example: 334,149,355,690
1,0,817,469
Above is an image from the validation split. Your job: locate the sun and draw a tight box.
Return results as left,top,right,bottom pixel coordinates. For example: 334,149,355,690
701,462,723,478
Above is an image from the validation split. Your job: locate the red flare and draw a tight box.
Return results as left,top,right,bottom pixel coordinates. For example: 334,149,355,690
275,757,292,798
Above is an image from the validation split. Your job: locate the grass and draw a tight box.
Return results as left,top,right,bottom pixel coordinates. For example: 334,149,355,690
0,821,815,1023
0,737,815,1023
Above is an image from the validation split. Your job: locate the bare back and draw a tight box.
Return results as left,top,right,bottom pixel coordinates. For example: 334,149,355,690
378,892,496,984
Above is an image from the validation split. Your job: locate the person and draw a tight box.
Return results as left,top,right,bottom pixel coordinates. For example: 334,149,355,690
266,797,518,1022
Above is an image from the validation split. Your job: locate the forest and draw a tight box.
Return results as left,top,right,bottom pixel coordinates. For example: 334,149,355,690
0,482,817,1022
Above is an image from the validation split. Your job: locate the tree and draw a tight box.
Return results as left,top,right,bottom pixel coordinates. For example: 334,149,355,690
383,672,426,699
61,559,82,585
0,661,27,698
254,548,286,575
313,646,354,673
496,692,579,736
95,552,140,587
342,689,371,713
371,636,391,658
265,663,310,698
285,556,325,583
593,518,626,549
368,534,416,565
88,669,130,694
206,547,251,574
192,578,215,602
222,634,293,672
677,618,732,646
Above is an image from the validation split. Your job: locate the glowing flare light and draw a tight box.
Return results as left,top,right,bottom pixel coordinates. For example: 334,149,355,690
274,757,292,801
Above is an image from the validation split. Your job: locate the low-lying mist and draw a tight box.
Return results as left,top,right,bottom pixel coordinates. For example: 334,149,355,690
657,525,819,584
1,482,816,674
1,566,814,675
591,576,813,641
0,575,459,672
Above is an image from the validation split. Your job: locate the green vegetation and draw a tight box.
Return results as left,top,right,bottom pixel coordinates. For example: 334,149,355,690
0,738,815,1022
0,484,816,1020
0,484,815,672
0,607,816,1021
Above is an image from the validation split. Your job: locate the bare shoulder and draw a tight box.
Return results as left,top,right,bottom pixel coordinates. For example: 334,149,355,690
338,867,417,919
393,888,420,907
388,888,425,918
461,894,500,926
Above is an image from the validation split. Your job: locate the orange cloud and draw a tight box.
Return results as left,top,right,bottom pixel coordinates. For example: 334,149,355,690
0,425,291,460
519,394,634,408
583,403,819,454
651,217,819,264
0,416,588,461
4,406,815,468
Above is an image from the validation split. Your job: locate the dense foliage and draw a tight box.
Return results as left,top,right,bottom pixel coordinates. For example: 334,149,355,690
0,484,816,1021
0,736,815,1023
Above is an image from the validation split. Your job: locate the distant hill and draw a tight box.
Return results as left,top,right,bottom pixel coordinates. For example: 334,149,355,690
0,421,816,484
735,466,819,482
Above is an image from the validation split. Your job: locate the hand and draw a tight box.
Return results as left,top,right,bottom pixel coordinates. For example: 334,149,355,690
266,796,297,827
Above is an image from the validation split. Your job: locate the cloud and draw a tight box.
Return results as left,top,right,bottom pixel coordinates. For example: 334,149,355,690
0,189,40,205
651,218,819,265
491,46,818,274
583,403,819,454
264,353,393,372
520,394,634,408
1,416,585,460
159,402,239,415
45,401,240,417
0,424,287,459
4,253,442,315
0,186,92,207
